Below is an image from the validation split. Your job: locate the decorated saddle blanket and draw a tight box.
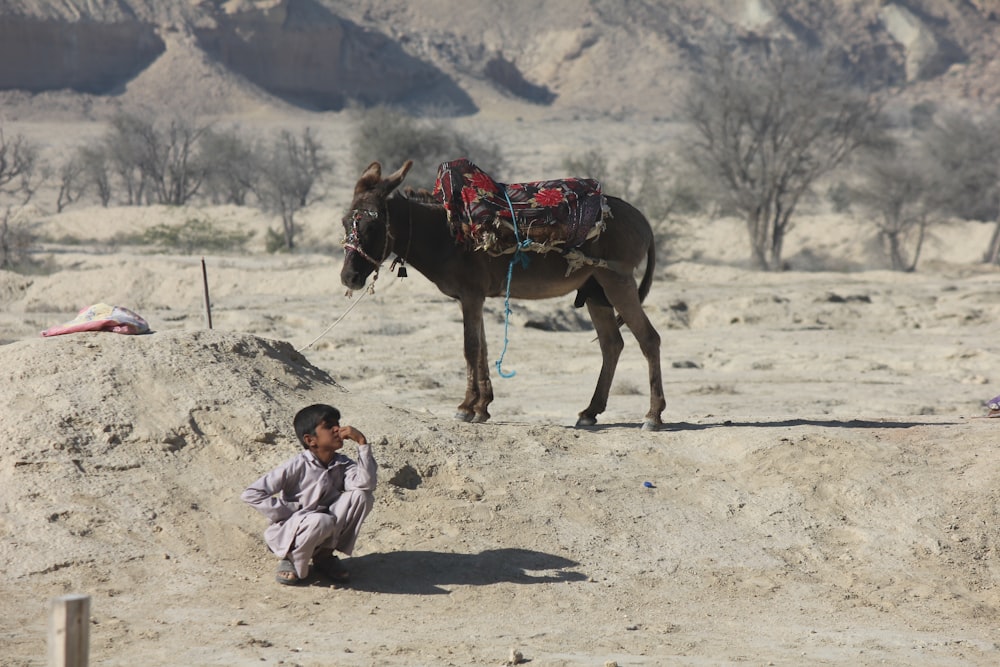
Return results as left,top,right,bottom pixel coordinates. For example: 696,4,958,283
434,158,607,256
41,303,150,337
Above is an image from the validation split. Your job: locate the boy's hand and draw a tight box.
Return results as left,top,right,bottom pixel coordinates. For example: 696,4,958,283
336,425,367,446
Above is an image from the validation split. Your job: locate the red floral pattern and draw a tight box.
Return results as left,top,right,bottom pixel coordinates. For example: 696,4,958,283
534,188,564,207
435,158,605,255
470,171,498,192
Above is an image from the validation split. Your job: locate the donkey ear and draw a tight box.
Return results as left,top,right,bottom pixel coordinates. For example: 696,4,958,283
384,160,413,192
355,161,383,194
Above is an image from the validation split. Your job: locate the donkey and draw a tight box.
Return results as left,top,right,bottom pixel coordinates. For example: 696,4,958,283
340,160,665,430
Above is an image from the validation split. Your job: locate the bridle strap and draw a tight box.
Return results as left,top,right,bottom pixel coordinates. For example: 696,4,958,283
342,208,392,270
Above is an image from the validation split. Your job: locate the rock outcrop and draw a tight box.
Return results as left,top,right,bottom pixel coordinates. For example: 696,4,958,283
192,0,475,112
0,0,997,118
0,15,163,94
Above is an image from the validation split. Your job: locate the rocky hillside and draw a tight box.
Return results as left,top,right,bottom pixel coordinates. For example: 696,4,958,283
0,0,998,119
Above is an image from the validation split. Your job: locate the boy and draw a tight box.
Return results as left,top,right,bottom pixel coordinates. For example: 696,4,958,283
241,404,378,585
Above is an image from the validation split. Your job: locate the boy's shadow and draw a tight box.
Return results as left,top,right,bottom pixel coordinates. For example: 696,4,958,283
340,548,588,594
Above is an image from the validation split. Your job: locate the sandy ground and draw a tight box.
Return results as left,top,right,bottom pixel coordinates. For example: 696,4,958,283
3,116,1000,666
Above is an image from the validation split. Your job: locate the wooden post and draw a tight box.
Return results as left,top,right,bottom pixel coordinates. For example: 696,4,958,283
48,594,90,667
201,257,213,330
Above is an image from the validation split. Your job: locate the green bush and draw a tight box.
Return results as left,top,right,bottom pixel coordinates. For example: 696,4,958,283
124,217,254,254
827,181,852,214
264,227,288,254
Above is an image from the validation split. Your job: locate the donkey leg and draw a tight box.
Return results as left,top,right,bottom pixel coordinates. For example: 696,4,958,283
622,306,666,430
598,275,666,430
576,301,625,427
456,297,493,423
455,299,480,421
470,308,494,423
471,337,494,423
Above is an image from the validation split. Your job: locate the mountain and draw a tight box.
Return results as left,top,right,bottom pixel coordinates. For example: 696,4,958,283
0,0,998,120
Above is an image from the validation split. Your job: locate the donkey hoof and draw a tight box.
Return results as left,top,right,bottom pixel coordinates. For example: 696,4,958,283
575,415,598,428
641,419,662,431
471,413,491,423
454,411,474,422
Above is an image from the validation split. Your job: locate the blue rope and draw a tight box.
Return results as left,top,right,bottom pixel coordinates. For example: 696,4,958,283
495,189,530,378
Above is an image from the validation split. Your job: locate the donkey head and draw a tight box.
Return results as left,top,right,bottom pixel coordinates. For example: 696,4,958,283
340,160,413,291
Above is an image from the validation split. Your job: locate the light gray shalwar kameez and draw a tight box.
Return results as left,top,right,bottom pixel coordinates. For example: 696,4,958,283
241,445,377,579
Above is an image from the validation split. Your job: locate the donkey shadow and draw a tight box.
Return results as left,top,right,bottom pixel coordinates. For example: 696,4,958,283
341,548,587,595
581,418,958,432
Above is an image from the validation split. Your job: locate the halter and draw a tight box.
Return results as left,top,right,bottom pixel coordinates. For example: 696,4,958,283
342,208,392,270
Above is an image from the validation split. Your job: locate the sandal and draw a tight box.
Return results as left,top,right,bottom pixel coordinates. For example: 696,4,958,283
313,551,350,583
275,558,302,585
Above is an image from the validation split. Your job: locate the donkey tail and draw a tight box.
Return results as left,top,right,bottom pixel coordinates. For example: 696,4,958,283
637,238,656,305
614,238,656,328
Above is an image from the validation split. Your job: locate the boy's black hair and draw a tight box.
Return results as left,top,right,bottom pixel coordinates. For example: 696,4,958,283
293,404,341,448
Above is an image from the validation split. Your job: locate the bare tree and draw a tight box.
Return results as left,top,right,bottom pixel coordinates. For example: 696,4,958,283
104,112,151,205
0,129,37,196
99,111,212,206
200,126,261,205
146,116,212,205
921,110,1000,264
851,142,941,271
56,152,88,212
256,128,330,251
682,40,885,270
78,143,114,207
0,208,33,269
0,128,41,269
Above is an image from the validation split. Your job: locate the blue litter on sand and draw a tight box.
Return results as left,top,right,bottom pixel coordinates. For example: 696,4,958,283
643,481,655,488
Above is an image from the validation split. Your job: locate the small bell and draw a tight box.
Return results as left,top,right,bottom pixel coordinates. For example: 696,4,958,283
390,256,407,278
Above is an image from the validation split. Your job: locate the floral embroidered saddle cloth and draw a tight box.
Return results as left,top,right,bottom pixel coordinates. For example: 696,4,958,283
433,158,607,256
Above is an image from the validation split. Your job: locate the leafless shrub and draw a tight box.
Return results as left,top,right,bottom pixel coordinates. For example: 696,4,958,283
147,115,212,205
256,128,330,251
75,142,113,207
96,111,214,206
0,129,38,200
561,149,698,264
200,126,262,206
350,105,505,189
920,110,1000,264
104,112,152,205
0,128,42,270
0,209,35,270
56,153,88,213
850,140,943,271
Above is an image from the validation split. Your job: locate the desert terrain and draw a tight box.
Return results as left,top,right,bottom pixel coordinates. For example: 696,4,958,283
2,112,1000,667
3,1,1000,666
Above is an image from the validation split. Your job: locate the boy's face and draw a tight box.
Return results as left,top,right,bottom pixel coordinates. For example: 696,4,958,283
305,419,344,463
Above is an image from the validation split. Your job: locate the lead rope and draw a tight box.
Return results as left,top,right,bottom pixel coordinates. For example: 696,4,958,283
296,287,372,352
304,208,399,353
495,189,531,378
297,268,404,353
